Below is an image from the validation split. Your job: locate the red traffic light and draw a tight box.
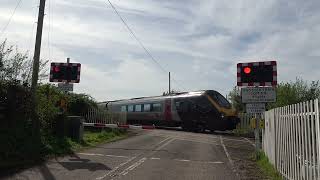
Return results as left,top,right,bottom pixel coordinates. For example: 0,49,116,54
244,67,251,74
54,66,60,72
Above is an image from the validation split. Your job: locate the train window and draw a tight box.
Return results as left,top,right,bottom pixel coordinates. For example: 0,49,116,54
196,97,211,112
128,105,134,112
209,92,231,108
152,103,162,112
135,104,142,112
143,104,151,112
121,106,127,112
175,102,180,108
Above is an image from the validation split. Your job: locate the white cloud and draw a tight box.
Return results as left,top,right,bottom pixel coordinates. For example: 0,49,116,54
0,0,319,101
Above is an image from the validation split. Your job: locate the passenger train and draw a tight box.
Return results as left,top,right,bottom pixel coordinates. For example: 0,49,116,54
100,90,239,132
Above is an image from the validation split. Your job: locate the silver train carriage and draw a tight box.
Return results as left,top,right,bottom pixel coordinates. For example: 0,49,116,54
101,90,239,132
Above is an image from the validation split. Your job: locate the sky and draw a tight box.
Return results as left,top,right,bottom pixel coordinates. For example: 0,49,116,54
0,0,320,101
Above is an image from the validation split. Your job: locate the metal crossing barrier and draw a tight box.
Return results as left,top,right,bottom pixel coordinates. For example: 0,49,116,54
238,113,256,129
263,99,320,180
82,108,127,125
83,122,155,130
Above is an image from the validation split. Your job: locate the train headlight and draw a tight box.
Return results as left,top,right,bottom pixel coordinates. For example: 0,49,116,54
221,113,226,119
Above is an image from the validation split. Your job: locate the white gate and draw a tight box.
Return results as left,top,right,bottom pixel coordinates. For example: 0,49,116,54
263,99,320,180
238,113,256,131
82,108,127,125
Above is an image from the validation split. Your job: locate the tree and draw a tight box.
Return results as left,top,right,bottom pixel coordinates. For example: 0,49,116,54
0,40,48,85
268,78,320,109
228,86,244,112
228,78,320,112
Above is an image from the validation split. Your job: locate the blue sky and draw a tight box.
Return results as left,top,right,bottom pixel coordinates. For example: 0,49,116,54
1,0,320,101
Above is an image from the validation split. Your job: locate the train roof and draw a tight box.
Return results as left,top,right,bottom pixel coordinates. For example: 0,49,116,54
99,90,217,105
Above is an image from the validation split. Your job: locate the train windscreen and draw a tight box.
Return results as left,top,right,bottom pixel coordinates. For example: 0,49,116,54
208,91,231,108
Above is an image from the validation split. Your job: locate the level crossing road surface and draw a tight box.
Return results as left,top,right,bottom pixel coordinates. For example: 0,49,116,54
3,129,257,180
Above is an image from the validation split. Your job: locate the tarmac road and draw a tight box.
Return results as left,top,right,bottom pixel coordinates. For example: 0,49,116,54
3,129,257,180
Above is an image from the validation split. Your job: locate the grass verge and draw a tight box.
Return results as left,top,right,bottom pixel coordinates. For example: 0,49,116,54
42,128,128,157
254,151,283,180
233,128,254,137
0,128,128,174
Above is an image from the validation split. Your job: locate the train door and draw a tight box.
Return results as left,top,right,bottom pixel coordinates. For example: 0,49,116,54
164,99,172,121
175,99,194,130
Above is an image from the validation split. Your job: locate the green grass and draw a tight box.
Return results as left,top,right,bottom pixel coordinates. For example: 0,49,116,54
233,128,253,137
42,128,128,157
254,151,283,180
0,128,128,174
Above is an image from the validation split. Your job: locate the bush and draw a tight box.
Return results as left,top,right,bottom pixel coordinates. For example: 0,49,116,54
0,82,98,169
268,78,320,109
0,81,36,168
67,93,97,116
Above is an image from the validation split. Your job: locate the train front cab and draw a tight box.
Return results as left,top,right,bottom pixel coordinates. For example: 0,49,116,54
205,91,239,131
175,91,239,132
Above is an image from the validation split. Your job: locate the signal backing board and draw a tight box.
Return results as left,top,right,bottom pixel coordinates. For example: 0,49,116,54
237,61,277,86
50,62,81,83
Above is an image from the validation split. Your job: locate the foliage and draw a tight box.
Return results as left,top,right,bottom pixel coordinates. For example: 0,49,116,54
82,128,127,147
233,128,253,137
0,40,48,85
228,86,244,112
228,78,320,112
0,40,102,170
36,84,98,133
0,81,36,168
268,78,320,109
67,93,97,116
40,129,127,158
254,151,283,180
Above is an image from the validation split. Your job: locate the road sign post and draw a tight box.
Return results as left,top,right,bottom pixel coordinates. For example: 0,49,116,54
237,60,278,157
246,103,266,114
241,87,276,103
58,83,73,92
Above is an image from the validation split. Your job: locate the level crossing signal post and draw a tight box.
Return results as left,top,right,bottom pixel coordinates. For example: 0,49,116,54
237,61,277,156
50,58,81,113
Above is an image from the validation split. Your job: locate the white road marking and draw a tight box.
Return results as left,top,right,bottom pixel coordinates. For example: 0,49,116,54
155,136,172,146
78,153,130,159
220,136,239,178
175,159,190,162
96,156,136,180
116,138,175,178
150,157,160,160
154,138,175,151
207,161,224,164
173,159,224,164
219,136,234,166
102,137,174,179
243,137,256,147
119,157,147,176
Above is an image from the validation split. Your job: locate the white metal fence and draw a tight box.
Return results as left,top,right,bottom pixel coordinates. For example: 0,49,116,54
82,108,127,125
263,99,320,180
238,113,259,131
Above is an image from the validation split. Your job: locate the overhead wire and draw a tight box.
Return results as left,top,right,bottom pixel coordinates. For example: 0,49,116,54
0,0,23,39
106,0,167,74
106,0,189,92
105,1,225,116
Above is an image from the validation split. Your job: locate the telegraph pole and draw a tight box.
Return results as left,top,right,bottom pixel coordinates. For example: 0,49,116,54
169,72,171,95
30,0,46,152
